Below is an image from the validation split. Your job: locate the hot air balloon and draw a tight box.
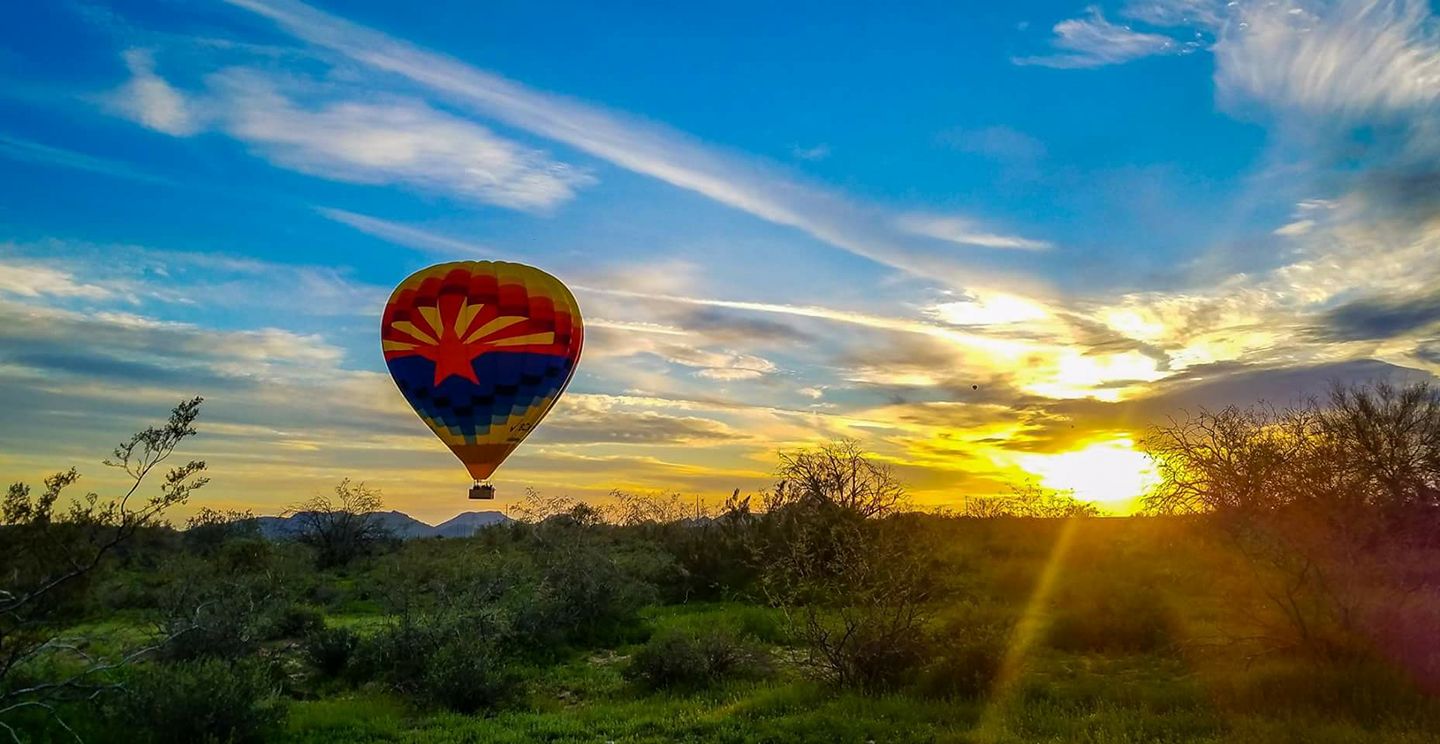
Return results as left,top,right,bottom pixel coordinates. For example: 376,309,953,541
381,261,583,499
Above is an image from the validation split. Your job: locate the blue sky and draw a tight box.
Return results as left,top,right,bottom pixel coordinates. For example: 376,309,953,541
1,0,1437,520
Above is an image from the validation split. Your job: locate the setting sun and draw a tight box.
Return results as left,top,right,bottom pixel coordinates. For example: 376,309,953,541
1017,439,1158,512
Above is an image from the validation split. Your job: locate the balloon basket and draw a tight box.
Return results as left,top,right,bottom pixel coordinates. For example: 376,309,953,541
469,482,496,500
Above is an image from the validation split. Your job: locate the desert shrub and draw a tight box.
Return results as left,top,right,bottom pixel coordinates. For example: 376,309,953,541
269,604,326,640
766,513,932,691
1048,586,1174,654
153,551,300,661
800,607,930,692
115,658,285,744
183,507,258,556
351,608,522,712
422,639,524,713
288,479,393,568
729,605,788,645
350,619,439,692
625,627,771,691
512,542,648,648
303,626,359,678
640,493,764,602
1216,657,1438,725
918,608,1009,700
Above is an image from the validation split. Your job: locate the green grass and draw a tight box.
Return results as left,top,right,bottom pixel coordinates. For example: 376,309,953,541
37,519,1440,743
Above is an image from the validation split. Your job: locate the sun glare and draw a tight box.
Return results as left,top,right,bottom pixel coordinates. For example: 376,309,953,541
1017,439,1158,512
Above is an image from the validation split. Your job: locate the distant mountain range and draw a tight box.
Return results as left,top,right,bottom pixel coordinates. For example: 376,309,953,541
251,510,511,540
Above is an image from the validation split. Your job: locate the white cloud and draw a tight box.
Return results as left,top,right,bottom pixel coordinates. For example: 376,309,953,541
205,69,592,211
315,208,494,257
1273,219,1315,236
0,258,115,300
221,0,1048,285
897,214,1052,250
1213,0,1440,117
0,239,382,315
1014,7,1185,69
790,143,832,161
113,49,199,135
110,54,591,211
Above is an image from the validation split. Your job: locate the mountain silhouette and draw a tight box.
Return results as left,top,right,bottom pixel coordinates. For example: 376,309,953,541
249,509,510,540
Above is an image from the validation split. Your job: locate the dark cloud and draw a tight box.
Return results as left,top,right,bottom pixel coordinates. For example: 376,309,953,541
1315,292,1440,341
1025,358,1438,450
1417,340,1440,365
2,350,199,387
1356,166,1440,225
676,308,814,344
1055,312,1172,366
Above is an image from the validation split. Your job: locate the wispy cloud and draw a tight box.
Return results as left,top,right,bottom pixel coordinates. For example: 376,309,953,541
1014,7,1185,69
220,0,1048,284
1213,0,1440,117
0,258,116,301
111,48,199,135
896,214,1052,250
111,56,592,211
790,143,832,161
315,208,494,258
0,132,174,185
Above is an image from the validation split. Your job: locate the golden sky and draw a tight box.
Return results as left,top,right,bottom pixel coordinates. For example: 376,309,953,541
2,0,1439,523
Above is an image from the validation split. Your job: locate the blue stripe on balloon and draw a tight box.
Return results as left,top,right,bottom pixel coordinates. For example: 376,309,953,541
387,352,575,440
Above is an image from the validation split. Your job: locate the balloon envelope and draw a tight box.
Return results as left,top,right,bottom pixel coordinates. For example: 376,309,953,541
381,261,583,481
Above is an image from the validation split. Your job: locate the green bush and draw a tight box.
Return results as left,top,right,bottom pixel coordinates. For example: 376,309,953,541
422,639,524,713
816,615,929,692
270,604,326,640
730,605,789,645
625,627,771,691
115,658,285,743
350,619,438,693
303,626,359,678
1047,585,1173,654
513,544,648,648
918,615,1008,700
350,610,523,712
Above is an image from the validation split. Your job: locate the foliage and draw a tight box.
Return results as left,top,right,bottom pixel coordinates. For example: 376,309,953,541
1047,585,1174,654
182,507,257,556
512,539,649,648
271,605,326,641
351,608,522,712
1142,381,1440,521
0,398,207,739
625,627,771,691
605,489,693,526
11,392,1440,741
302,626,358,678
766,438,906,517
1140,381,1440,661
287,480,391,568
421,638,523,714
113,658,284,744
153,540,308,661
918,610,1008,700
762,441,933,691
959,483,1102,518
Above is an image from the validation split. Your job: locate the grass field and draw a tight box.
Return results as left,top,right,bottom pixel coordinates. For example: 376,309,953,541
31,517,1436,744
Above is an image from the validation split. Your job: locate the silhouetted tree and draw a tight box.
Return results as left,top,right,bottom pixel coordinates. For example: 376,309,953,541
760,440,930,690
767,438,906,517
1139,381,1440,660
0,397,207,739
289,479,389,568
